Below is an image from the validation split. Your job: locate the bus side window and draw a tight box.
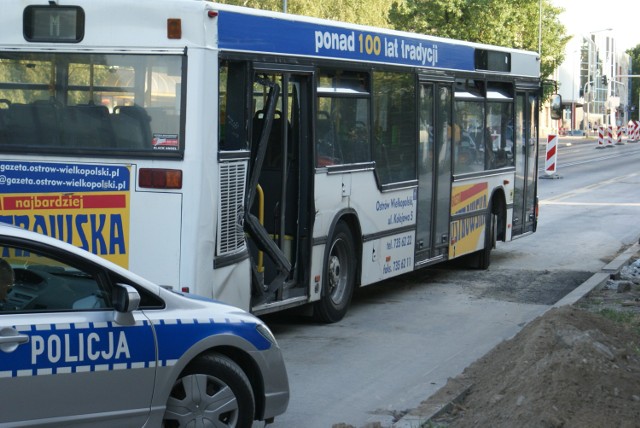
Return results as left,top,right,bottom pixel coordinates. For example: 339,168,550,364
219,60,248,151
5,102,62,147
64,104,115,149
146,108,177,135
316,110,339,165
372,71,416,184
0,99,9,143
252,109,290,169
112,105,152,149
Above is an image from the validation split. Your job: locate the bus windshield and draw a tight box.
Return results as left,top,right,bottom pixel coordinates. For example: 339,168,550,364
0,53,184,154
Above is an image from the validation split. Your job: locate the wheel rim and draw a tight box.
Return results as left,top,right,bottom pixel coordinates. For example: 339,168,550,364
327,236,349,305
164,373,240,428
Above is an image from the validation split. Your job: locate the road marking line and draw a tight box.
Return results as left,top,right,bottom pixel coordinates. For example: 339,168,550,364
542,173,638,203
539,201,640,207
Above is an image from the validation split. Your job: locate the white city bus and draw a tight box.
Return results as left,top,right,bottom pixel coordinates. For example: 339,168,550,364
0,0,554,322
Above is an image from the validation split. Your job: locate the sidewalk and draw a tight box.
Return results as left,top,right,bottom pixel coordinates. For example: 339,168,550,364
539,134,595,145
393,240,640,427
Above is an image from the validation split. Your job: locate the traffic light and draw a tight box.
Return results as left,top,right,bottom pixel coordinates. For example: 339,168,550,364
601,75,608,85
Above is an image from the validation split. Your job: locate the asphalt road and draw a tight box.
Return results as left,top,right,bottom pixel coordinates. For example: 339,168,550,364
264,137,640,428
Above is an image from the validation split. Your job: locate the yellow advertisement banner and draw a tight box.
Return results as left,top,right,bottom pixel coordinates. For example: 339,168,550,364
449,182,488,258
0,161,131,267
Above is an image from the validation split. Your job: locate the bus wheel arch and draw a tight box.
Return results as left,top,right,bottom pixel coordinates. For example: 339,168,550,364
472,189,505,270
313,213,361,323
490,189,507,242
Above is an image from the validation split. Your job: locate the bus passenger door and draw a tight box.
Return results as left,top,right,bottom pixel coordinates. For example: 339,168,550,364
245,68,312,309
416,81,453,265
512,91,538,237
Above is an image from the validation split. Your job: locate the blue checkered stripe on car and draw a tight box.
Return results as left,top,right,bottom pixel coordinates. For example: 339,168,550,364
0,317,271,378
152,316,271,366
0,320,156,378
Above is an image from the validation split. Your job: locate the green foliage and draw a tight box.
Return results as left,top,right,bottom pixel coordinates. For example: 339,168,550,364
0,55,130,106
627,45,640,121
388,0,569,81
599,308,640,336
217,0,395,28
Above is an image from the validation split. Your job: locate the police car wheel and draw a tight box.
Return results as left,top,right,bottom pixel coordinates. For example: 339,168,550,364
163,353,255,428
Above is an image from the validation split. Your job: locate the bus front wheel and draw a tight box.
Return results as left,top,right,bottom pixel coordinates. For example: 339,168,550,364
314,222,356,323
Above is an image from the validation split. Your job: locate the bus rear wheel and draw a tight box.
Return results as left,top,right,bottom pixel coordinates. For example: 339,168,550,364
476,204,497,270
314,222,356,323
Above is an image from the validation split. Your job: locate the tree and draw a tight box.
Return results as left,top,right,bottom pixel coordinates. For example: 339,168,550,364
388,0,569,82
217,0,395,28
627,45,640,122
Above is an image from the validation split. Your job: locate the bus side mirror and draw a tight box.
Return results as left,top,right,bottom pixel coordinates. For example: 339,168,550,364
550,94,562,120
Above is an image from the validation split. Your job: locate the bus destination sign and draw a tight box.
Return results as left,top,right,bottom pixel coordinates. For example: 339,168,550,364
23,5,85,43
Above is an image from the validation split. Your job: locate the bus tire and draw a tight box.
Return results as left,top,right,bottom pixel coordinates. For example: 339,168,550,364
476,204,497,270
163,353,255,428
314,221,356,323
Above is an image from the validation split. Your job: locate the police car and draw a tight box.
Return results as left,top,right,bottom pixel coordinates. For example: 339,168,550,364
0,223,289,427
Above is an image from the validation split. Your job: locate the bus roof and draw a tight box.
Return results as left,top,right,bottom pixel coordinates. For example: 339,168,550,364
1,0,540,78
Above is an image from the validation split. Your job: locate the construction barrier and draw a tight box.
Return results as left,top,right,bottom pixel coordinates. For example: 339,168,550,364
544,134,558,176
596,126,606,149
616,126,625,145
628,121,639,143
606,125,614,148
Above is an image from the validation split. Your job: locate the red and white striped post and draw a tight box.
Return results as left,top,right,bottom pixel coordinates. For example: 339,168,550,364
606,125,614,147
616,126,625,145
631,121,640,143
542,134,559,178
596,126,605,149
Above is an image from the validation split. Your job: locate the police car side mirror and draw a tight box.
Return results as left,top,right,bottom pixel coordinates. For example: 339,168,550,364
112,283,141,326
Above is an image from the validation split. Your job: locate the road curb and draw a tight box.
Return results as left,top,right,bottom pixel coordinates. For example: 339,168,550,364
392,377,472,428
552,241,640,308
392,241,640,428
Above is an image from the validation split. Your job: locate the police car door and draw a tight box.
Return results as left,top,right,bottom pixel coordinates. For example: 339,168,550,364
0,238,156,427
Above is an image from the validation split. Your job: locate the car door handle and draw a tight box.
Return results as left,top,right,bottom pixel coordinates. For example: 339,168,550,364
0,329,29,353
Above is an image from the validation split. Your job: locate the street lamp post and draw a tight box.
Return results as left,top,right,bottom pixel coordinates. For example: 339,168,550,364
538,0,542,56
583,79,594,135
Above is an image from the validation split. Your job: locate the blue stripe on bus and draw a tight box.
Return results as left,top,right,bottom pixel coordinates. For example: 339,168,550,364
218,11,476,71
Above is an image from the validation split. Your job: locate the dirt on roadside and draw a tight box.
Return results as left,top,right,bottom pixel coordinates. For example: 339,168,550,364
420,260,640,428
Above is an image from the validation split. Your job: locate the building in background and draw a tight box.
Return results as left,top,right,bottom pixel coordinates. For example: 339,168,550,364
552,30,632,137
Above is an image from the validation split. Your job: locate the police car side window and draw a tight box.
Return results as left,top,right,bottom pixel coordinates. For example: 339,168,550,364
0,244,111,313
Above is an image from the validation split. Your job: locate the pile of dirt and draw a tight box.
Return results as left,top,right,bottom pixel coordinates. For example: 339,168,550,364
421,260,640,427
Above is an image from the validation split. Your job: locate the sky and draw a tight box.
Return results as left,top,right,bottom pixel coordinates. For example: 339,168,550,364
552,0,640,51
